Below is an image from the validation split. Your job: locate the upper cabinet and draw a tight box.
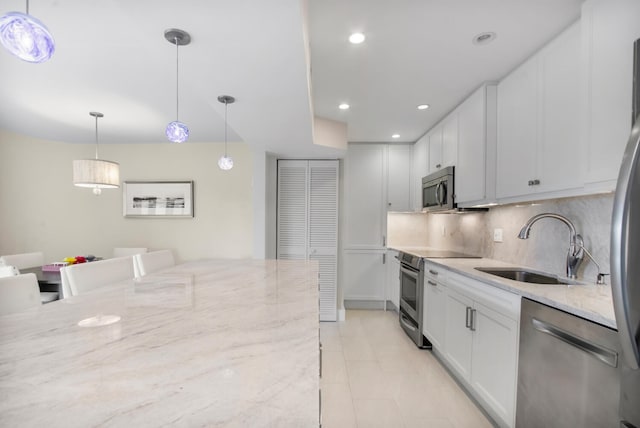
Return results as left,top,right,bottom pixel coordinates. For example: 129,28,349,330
411,134,429,211
387,145,412,212
496,22,583,201
581,0,640,191
456,84,497,206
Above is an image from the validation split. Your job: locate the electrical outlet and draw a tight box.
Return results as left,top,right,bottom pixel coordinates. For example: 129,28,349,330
493,228,503,242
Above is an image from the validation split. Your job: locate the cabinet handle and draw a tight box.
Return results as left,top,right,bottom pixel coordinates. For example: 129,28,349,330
528,179,541,186
465,306,472,329
427,280,437,286
470,309,477,331
436,163,442,169
428,269,439,276
382,253,386,264
382,236,386,247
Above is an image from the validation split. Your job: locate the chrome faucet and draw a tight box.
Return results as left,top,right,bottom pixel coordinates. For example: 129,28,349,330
517,213,584,279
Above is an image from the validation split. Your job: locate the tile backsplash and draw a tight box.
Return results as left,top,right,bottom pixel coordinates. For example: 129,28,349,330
388,193,614,283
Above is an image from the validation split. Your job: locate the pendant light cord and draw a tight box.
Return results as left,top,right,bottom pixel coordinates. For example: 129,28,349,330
224,100,228,157
25,0,29,14
175,36,180,122
94,115,99,160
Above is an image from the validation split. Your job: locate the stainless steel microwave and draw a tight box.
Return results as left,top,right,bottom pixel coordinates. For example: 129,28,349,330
422,166,455,212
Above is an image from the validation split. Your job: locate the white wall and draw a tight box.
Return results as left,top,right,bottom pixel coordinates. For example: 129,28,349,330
0,130,254,263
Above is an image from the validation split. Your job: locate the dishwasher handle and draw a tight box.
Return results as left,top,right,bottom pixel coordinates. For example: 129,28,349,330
532,318,618,368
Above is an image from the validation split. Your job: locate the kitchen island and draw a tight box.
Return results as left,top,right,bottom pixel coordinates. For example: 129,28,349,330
0,259,320,427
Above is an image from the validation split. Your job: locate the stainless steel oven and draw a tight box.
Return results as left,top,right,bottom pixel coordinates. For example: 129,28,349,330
398,252,431,349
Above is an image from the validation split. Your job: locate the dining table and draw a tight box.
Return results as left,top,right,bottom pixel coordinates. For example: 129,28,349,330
0,259,320,427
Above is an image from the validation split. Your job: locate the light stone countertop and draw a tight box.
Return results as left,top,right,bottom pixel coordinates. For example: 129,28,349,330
0,259,320,427
391,246,616,329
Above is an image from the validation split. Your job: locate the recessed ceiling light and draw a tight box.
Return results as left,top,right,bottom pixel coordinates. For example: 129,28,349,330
349,32,365,44
417,104,430,110
473,32,496,45
338,103,350,110
392,134,400,139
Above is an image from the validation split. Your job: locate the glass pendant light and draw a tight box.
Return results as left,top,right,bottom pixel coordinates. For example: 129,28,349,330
217,95,235,171
0,0,55,63
73,112,120,195
164,29,190,143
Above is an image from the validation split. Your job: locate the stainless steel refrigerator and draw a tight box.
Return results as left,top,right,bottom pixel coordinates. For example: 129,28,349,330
611,38,640,428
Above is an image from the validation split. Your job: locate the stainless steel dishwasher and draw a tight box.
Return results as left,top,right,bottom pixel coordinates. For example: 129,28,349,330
516,298,621,427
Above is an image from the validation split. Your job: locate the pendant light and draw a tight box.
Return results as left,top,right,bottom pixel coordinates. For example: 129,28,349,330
164,29,190,143
0,0,54,63
73,112,120,195
217,95,235,171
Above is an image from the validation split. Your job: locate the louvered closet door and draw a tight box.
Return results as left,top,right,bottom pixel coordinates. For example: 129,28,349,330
277,160,308,260
277,160,338,321
308,161,338,322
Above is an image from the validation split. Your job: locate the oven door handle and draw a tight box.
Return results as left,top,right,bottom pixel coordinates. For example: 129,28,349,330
400,313,417,332
400,265,419,280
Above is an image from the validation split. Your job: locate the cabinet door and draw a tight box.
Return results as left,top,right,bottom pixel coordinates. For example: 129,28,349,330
470,301,519,428
277,160,308,260
582,0,640,188
442,113,458,169
386,251,400,309
343,250,386,301
443,287,474,381
387,145,412,212
428,127,443,173
423,278,446,350
537,22,583,193
344,144,386,248
457,87,487,203
496,57,538,199
412,136,429,211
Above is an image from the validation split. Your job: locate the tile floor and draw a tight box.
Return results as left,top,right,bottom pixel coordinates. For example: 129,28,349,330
320,309,494,428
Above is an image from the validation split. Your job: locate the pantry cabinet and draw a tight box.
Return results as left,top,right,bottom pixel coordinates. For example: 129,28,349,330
386,250,400,310
496,22,582,201
343,143,411,303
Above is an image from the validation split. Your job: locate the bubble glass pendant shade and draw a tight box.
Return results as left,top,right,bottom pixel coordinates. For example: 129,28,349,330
218,155,233,170
0,11,54,63
166,120,189,143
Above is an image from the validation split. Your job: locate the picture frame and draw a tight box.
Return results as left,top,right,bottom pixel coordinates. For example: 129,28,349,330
123,181,194,218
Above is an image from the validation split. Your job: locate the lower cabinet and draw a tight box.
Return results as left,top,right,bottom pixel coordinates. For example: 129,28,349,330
424,266,521,428
386,250,400,310
343,250,386,303
423,262,447,350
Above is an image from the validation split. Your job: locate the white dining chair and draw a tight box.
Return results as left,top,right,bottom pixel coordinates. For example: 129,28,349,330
0,260,58,303
0,273,42,315
0,252,44,270
134,250,175,277
64,256,136,296
113,247,148,258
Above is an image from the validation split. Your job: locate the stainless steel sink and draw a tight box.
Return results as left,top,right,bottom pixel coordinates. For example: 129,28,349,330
474,267,569,285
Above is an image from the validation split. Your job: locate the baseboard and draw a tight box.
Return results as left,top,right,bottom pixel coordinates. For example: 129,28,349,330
344,300,386,310
338,308,346,321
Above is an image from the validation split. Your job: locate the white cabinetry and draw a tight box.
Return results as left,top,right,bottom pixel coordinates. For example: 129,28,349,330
411,135,429,211
456,84,497,206
422,261,447,350
442,271,520,428
428,118,457,175
343,144,411,303
387,145,412,212
581,0,640,191
496,22,582,201
386,250,400,310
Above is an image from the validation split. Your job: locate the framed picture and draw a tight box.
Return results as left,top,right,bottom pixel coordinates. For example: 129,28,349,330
123,181,194,218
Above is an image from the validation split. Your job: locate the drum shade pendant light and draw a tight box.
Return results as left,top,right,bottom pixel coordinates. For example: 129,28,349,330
164,29,190,143
73,112,120,195
217,95,235,171
0,0,54,63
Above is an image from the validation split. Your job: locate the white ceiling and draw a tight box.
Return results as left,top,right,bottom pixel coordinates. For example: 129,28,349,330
0,0,584,158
